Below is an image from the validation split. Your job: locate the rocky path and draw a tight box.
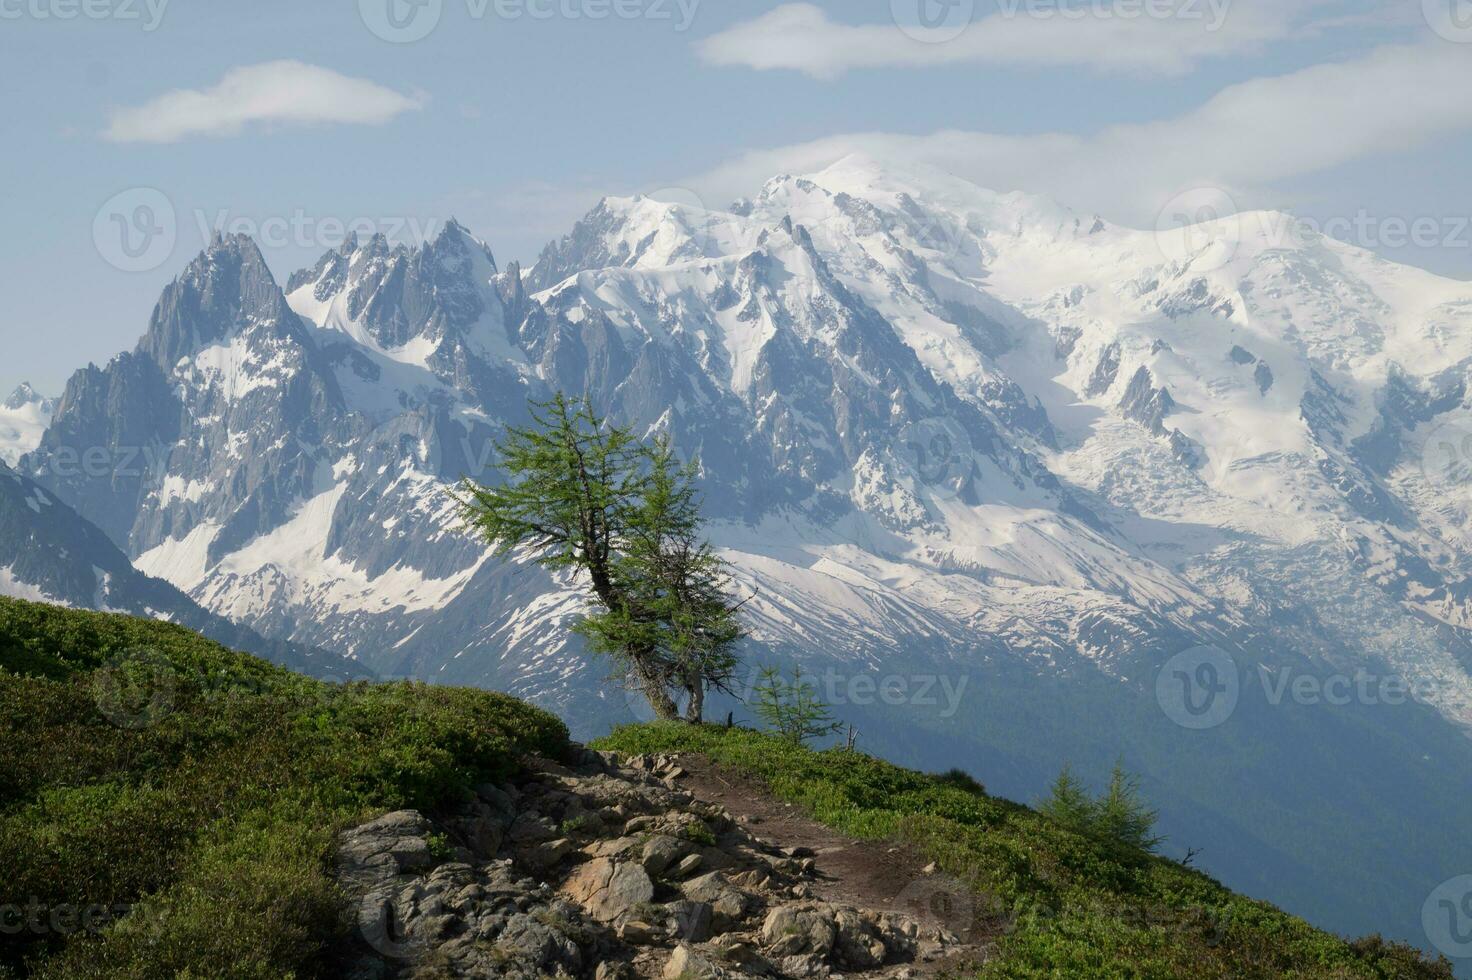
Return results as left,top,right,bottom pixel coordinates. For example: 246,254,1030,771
333,747,996,979
670,754,956,918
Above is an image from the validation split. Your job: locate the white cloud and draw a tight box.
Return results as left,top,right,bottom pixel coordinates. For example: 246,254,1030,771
697,1,1391,80
680,41,1472,226
103,61,423,143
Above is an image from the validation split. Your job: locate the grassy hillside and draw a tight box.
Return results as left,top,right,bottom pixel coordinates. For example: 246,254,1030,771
595,724,1451,979
0,595,1449,979
0,596,569,979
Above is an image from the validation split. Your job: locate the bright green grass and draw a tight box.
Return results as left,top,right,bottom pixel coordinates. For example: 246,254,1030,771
594,723,1450,980
0,597,569,979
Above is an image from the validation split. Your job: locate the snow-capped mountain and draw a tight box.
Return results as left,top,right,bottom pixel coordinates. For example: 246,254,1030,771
0,458,363,678
19,157,1472,953
0,383,54,465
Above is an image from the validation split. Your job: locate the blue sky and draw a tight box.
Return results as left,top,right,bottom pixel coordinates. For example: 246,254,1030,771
2,0,1471,398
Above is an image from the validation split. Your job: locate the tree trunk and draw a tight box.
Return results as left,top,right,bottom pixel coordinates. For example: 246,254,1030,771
683,676,705,724
631,658,680,721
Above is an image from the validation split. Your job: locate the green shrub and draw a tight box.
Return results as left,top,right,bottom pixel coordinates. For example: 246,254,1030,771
750,665,843,745
1038,761,1162,855
0,596,570,979
937,767,985,795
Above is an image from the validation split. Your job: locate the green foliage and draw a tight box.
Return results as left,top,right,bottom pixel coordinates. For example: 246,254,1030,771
1037,764,1097,836
454,393,646,574
605,436,744,722
1039,761,1163,855
426,832,454,862
456,394,744,721
0,596,569,979
559,813,595,837
594,723,1453,980
1095,764,1163,855
750,665,843,745
678,819,717,848
937,768,986,795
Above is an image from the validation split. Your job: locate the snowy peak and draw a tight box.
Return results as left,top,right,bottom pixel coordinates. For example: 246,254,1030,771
0,383,54,465
4,382,53,413
287,218,522,379
527,192,755,293
140,233,302,373
431,217,497,272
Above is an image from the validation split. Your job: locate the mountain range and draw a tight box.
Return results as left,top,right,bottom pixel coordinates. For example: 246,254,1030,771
9,156,1472,958
0,456,362,678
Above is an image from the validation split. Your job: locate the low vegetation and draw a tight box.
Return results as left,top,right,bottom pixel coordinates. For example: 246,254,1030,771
0,593,1450,978
749,664,844,745
0,596,569,979
1038,761,1163,855
595,723,1451,979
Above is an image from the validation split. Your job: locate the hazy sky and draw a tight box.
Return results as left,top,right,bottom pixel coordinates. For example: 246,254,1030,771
3,0,1471,398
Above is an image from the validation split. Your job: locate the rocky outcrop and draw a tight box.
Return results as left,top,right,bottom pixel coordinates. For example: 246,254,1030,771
333,750,969,979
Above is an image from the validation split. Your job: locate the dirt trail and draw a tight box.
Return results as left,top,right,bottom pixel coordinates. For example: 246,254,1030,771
668,752,1000,975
